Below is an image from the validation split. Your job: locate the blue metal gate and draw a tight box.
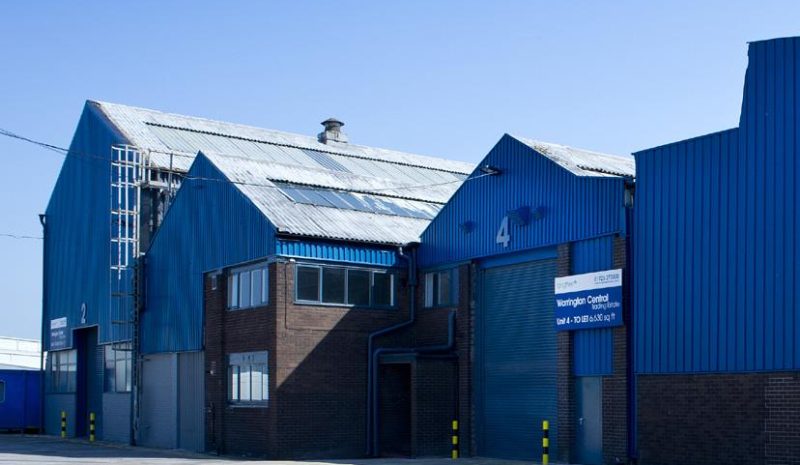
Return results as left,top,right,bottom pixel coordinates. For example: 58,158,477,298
476,258,558,459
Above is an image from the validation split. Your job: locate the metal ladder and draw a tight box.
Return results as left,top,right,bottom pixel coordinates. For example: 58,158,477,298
109,145,146,444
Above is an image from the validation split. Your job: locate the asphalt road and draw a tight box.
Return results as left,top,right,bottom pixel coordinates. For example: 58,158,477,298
0,434,549,465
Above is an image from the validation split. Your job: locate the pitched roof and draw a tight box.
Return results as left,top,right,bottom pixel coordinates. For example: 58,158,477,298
511,135,635,178
92,100,474,245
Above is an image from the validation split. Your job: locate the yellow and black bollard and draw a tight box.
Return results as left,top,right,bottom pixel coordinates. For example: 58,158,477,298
89,413,96,442
542,420,549,465
60,411,66,438
451,420,459,459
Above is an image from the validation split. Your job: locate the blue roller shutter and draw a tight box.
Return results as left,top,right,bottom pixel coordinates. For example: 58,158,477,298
476,258,558,459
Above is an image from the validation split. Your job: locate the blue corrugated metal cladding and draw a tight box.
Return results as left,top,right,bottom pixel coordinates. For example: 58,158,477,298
43,102,128,350
418,134,627,268
572,236,615,376
142,153,403,353
634,37,800,373
142,152,277,353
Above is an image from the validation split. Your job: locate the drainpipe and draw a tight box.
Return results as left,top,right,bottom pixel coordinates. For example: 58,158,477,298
365,246,418,456
624,179,637,462
38,213,46,434
370,310,457,456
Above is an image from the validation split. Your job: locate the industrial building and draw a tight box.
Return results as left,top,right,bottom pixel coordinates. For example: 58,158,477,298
414,135,634,463
632,36,800,465
41,101,472,454
40,35,800,464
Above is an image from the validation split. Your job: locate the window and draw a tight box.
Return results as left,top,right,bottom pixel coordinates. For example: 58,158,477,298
424,268,459,308
0,380,5,403
297,266,321,301
295,264,396,307
228,263,269,310
372,272,394,307
347,270,370,306
48,349,77,393
228,351,269,405
322,267,346,304
104,344,132,393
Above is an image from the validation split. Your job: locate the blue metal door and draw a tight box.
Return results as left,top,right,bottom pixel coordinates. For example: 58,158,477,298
476,258,558,459
576,376,603,464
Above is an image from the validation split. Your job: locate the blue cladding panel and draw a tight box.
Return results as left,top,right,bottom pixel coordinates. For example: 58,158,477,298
44,103,128,350
572,236,614,376
142,153,277,353
419,135,626,268
634,37,800,373
276,239,399,266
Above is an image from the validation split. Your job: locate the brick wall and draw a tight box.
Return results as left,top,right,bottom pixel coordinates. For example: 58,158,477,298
204,266,276,456
413,358,458,457
637,372,800,465
205,260,411,459
765,375,800,465
603,236,628,464
556,243,575,463
272,260,409,459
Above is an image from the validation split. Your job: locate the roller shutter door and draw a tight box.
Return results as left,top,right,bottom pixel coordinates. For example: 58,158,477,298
476,258,558,459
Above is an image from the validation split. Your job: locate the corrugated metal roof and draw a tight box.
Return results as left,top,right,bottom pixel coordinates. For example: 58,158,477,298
512,135,635,178
91,100,475,245
93,100,474,175
201,152,433,245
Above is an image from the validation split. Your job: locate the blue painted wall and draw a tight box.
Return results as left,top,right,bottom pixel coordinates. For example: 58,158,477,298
142,152,277,353
571,236,615,376
44,102,128,350
634,37,800,373
418,134,627,268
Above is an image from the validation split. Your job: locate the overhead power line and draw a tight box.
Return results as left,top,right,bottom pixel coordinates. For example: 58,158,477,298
0,233,42,240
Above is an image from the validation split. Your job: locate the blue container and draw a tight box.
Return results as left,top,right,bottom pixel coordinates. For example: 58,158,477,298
0,369,42,431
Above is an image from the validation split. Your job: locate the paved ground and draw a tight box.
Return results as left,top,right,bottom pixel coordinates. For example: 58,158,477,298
0,434,549,465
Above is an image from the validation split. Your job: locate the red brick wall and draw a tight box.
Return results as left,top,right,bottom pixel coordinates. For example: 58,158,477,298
205,260,411,459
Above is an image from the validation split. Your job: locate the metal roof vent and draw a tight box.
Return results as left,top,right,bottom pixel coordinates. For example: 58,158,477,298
318,117,348,144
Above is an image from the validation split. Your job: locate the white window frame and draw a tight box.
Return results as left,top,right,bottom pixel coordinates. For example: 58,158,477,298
228,351,269,406
48,349,77,393
424,268,458,308
228,263,269,310
104,343,132,393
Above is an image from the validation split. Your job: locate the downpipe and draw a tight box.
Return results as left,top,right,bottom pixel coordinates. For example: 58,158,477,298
365,246,417,456
370,309,457,456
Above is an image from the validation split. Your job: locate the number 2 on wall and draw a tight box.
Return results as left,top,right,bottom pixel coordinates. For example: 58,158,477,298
80,303,87,325
496,216,510,247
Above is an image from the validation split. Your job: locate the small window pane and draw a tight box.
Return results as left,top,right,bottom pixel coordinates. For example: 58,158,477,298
251,269,262,307
104,346,116,392
240,369,251,401
240,271,251,308
322,267,346,304
424,273,435,308
438,271,451,306
251,366,265,401
297,266,320,301
229,366,239,401
373,272,394,307
347,270,370,306
0,381,5,403
229,275,239,308
262,267,269,304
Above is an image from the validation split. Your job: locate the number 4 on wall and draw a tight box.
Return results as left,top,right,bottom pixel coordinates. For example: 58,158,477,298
496,216,510,247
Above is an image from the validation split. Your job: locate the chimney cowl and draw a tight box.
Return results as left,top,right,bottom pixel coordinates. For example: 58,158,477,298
318,117,348,144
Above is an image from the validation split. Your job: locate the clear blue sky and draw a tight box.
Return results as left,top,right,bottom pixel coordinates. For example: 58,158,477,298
1,1,798,339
